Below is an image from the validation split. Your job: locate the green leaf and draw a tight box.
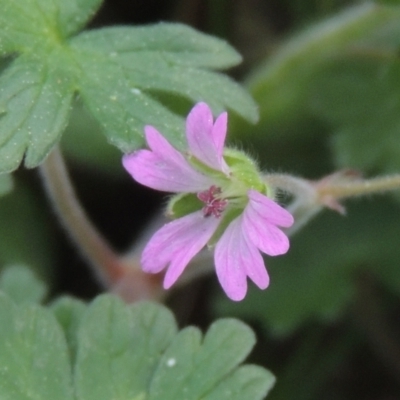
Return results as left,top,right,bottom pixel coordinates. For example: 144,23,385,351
0,173,12,196
202,365,275,400
215,198,400,336
0,54,74,172
74,294,274,400
71,49,186,151
0,0,256,172
74,296,178,399
70,24,257,151
0,0,60,54
0,265,47,305
148,319,272,400
0,292,273,399
71,25,256,122
0,294,73,399
57,0,103,37
0,0,101,51
72,24,242,69
51,296,87,365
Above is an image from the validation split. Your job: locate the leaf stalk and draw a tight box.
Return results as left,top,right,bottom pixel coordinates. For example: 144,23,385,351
39,146,125,286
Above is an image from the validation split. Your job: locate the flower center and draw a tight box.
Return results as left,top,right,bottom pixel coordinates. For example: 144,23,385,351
197,185,228,218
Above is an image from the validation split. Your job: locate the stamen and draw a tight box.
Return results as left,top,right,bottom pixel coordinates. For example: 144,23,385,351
197,185,228,218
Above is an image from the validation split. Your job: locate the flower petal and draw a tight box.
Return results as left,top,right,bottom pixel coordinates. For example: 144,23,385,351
212,111,228,160
247,190,294,227
186,102,229,173
122,125,212,192
144,125,184,163
215,216,269,301
141,211,220,288
243,195,291,256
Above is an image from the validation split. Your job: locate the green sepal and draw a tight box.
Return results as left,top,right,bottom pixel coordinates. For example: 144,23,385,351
224,149,268,195
188,155,229,183
167,193,203,219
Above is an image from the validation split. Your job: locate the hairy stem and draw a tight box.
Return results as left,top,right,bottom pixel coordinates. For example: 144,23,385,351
265,173,322,235
39,146,125,287
265,172,400,235
318,174,400,199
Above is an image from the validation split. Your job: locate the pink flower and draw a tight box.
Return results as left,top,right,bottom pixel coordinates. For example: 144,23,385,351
123,102,294,301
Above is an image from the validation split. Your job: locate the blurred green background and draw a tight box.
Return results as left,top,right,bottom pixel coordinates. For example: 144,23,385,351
2,0,400,398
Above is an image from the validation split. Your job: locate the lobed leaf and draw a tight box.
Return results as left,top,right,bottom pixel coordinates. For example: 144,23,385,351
148,319,265,400
0,294,73,400
57,0,104,37
0,265,47,305
0,292,273,399
71,49,185,152
106,55,256,122
0,0,102,53
51,296,87,365
202,365,275,400
0,0,256,172
70,24,257,151
74,294,273,400
74,296,178,400
72,24,243,69
0,54,74,172
0,0,60,54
